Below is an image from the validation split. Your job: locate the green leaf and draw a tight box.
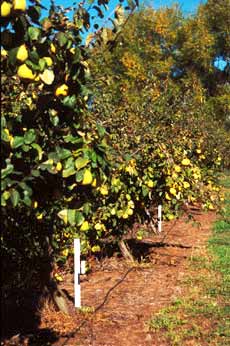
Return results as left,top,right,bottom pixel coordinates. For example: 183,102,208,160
22,144,30,152
11,189,20,207
76,170,84,182
31,169,40,177
67,209,76,226
142,185,149,197
11,136,24,149
75,211,84,226
63,134,83,144
50,115,59,126
75,157,90,170
56,148,72,160
91,151,97,163
97,124,106,137
29,50,40,63
83,202,91,215
56,32,68,47
23,195,32,207
28,27,41,41
62,95,77,109
31,143,43,160
62,167,76,178
1,195,7,207
26,60,40,71
24,129,36,144
38,58,46,72
8,47,18,65
1,116,6,128
1,129,10,142
2,164,14,179
72,48,81,64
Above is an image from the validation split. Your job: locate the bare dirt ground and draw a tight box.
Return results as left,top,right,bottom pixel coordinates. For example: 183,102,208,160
40,211,216,346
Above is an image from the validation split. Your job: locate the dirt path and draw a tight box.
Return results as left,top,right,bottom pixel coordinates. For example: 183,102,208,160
50,212,216,346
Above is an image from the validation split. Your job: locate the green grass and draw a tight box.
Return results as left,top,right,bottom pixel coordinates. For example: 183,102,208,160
148,173,230,346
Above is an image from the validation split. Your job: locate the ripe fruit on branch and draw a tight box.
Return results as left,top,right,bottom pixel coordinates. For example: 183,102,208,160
43,57,53,67
82,169,93,185
55,84,69,96
13,0,26,11
1,1,12,17
181,158,191,166
80,221,90,231
17,64,36,80
16,45,28,62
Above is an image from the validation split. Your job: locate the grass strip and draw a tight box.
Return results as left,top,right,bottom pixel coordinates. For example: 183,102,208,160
148,173,230,346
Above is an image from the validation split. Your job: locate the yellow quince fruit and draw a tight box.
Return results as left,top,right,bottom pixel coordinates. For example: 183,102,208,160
55,84,69,97
50,43,56,54
16,44,28,62
33,201,38,208
91,178,97,187
168,214,175,220
62,249,69,257
127,208,133,216
183,181,190,189
82,169,93,185
43,56,53,67
100,185,109,195
17,64,36,80
181,158,190,166
36,213,43,220
1,49,8,57
80,221,90,231
13,0,26,11
1,1,12,17
169,187,177,196
174,165,181,173
165,192,171,200
56,162,62,171
147,180,154,188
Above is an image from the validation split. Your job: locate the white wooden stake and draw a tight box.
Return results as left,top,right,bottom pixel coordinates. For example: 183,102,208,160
158,205,162,233
74,238,81,308
81,260,86,275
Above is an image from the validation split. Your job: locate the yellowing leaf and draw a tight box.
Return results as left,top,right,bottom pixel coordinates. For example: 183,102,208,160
58,209,68,224
85,33,95,47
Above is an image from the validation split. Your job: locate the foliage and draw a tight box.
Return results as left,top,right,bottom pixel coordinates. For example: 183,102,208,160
0,0,138,301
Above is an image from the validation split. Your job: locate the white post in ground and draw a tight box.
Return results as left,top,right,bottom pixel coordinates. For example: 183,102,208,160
74,238,81,308
158,205,162,233
81,260,86,275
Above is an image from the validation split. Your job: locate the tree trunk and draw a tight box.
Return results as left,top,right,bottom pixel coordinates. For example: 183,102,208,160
118,239,135,262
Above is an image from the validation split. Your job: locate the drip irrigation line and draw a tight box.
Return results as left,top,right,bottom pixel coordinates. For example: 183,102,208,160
60,266,135,346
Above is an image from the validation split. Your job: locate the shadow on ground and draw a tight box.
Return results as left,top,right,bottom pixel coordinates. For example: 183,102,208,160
1,291,59,346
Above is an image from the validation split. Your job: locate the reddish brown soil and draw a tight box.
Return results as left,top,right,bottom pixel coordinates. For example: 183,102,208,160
2,211,216,346
53,211,216,346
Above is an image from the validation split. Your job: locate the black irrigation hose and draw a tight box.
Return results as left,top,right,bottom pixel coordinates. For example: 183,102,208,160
60,266,135,346
59,219,186,345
